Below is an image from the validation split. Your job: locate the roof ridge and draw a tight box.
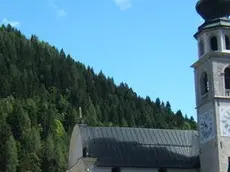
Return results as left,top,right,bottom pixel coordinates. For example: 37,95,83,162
85,125,197,132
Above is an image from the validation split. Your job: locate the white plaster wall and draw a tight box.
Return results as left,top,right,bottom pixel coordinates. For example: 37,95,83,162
68,125,83,169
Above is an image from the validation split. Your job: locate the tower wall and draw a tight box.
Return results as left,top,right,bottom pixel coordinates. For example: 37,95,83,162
193,17,230,172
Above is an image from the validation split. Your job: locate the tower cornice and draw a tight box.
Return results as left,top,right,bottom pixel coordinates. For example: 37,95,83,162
194,18,230,39
191,52,230,68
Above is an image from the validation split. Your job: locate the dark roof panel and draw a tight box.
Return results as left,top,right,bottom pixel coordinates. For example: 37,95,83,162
78,125,199,169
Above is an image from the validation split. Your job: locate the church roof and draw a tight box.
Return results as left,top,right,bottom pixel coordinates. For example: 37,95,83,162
78,124,200,169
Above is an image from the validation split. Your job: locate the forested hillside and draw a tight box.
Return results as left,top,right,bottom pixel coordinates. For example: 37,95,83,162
0,24,197,172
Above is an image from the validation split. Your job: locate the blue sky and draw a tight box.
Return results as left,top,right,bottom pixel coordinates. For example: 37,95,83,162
0,0,203,120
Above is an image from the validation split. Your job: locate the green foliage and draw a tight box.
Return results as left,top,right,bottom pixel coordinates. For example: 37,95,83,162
5,135,18,172
53,119,65,137
0,24,197,171
18,153,42,172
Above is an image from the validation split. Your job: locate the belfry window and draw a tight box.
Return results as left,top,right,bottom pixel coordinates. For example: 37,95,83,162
225,36,230,50
210,36,218,51
201,72,209,96
199,40,204,56
224,67,230,96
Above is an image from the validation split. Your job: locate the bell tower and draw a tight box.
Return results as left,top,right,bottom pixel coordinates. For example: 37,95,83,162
192,0,230,171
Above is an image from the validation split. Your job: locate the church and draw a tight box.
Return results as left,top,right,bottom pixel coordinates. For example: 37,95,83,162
66,0,230,171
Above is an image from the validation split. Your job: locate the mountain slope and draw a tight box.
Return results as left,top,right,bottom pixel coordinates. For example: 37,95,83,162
0,24,196,172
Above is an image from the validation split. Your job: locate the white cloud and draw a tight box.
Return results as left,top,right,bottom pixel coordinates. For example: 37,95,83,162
114,0,132,10
48,0,67,17
2,18,20,27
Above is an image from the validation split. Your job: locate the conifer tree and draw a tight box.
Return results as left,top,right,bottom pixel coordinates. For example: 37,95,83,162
5,135,18,172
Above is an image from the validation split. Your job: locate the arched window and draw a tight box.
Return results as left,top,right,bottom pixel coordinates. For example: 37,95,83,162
199,40,204,56
200,72,209,96
225,67,230,89
210,36,218,51
225,36,230,50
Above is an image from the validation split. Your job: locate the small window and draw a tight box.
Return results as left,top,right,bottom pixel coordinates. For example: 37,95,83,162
83,147,88,157
210,36,218,51
199,40,204,56
200,72,209,95
111,167,120,172
226,36,230,50
159,168,167,172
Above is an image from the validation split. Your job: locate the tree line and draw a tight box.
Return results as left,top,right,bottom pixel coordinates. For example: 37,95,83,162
0,24,197,172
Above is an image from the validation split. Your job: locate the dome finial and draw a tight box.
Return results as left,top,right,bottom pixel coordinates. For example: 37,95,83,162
196,0,230,21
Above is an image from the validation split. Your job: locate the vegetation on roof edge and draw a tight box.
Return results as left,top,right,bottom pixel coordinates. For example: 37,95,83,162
0,24,197,172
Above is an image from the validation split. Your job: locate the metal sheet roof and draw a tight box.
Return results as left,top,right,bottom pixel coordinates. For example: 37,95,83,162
78,125,200,169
